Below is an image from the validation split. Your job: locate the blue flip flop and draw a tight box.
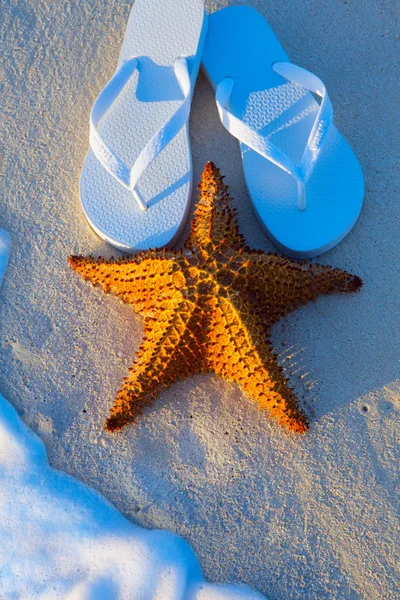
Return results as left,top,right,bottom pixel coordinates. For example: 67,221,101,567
202,7,364,258
0,229,10,287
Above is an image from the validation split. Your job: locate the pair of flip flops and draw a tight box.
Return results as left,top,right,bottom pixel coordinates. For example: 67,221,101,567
81,0,364,258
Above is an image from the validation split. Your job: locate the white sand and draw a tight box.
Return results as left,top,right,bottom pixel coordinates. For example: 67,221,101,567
0,0,399,598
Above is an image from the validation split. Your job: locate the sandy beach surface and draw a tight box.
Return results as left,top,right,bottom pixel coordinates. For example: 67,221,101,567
0,0,399,598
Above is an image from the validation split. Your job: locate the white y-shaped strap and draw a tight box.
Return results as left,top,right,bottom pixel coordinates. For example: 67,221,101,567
215,62,333,210
90,57,192,211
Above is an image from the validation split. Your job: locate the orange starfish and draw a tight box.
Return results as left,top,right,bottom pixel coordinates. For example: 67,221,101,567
70,163,362,434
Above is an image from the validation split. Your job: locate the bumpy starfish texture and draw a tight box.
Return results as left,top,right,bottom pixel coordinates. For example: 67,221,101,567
70,163,362,434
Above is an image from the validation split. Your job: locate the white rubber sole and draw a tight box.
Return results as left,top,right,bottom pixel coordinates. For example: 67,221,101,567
202,6,364,258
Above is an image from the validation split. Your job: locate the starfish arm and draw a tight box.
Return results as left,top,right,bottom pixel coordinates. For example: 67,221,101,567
205,298,308,433
69,252,186,315
185,162,246,254
240,252,362,322
105,300,205,432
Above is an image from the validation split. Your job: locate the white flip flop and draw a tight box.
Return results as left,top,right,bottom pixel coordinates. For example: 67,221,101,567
80,0,208,252
0,229,10,287
202,7,364,258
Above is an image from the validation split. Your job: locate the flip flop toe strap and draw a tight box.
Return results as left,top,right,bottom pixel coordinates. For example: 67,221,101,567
215,62,333,211
90,57,192,211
